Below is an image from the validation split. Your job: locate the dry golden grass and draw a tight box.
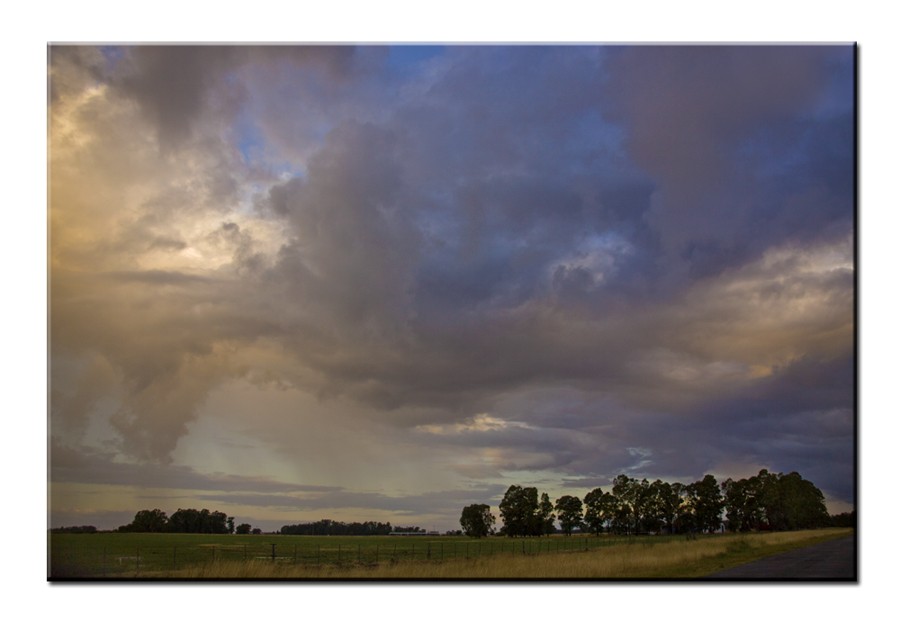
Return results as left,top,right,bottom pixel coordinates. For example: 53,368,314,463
143,528,851,580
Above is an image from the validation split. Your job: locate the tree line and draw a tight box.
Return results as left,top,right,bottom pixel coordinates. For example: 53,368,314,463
280,519,394,536
116,508,253,534
459,469,838,538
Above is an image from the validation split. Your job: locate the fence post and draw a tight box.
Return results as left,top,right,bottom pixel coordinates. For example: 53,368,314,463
427,542,431,560
271,543,276,562
173,546,177,570
375,544,379,565
357,544,361,564
294,545,297,564
338,544,342,563
136,548,141,573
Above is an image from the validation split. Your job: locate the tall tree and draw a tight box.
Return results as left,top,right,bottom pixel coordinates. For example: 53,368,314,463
653,480,680,534
642,480,677,534
610,475,633,533
460,504,496,538
125,508,168,533
753,469,829,531
691,474,724,533
583,487,608,535
539,492,555,536
499,485,540,537
555,495,583,535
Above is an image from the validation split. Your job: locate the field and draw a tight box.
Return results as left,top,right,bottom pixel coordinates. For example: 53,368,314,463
49,528,853,579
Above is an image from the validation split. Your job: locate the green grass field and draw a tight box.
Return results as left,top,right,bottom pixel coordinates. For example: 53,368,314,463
49,532,617,577
49,528,854,579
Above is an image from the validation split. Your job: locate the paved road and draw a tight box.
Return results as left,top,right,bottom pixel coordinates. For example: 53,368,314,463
706,535,857,580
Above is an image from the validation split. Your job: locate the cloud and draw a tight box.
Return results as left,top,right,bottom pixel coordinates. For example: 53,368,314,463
50,439,340,494
49,45,855,525
110,45,363,152
604,45,854,277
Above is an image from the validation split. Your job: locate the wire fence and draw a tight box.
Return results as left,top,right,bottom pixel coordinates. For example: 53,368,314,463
50,535,627,578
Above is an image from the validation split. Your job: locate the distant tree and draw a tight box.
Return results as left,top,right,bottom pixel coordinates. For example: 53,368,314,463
227,516,235,535
499,485,540,537
252,528,262,535
721,476,765,532
460,504,496,538
674,482,698,534
280,520,393,535
651,480,680,534
393,526,424,533
830,511,855,528
583,488,605,534
611,475,639,534
539,492,555,536
691,474,724,533
167,508,229,534
51,525,97,534
122,508,168,533
235,523,252,535
583,487,618,534
755,470,829,531
721,470,829,532
554,495,583,535
169,509,196,533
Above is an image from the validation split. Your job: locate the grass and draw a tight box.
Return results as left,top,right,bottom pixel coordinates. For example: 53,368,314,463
49,528,853,580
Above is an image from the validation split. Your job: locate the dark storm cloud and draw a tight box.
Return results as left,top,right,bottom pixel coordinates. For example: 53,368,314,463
113,45,361,151
50,45,855,514
605,45,854,278
693,355,854,499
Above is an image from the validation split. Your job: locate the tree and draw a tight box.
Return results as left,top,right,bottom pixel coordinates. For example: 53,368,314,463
128,508,169,533
583,487,618,535
227,516,235,535
673,482,698,534
722,476,764,532
755,470,829,531
721,470,829,532
168,508,230,533
235,523,252,535
460,504,496,538
652,480,680,534
612,475,641,534
555,495,583,535
539,492,555,535
583,488,605,534
691,474,724,533
499,485,540,537
830,511,855,527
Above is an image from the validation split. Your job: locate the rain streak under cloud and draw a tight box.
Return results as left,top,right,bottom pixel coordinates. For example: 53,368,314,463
49,44,855,532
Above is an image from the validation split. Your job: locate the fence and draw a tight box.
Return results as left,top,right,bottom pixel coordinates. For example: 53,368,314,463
49,535,623,578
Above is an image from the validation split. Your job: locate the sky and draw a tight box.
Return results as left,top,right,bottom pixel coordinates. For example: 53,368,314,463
47,43,856,533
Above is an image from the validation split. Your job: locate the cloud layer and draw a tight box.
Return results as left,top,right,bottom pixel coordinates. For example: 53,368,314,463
49,45,855,529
